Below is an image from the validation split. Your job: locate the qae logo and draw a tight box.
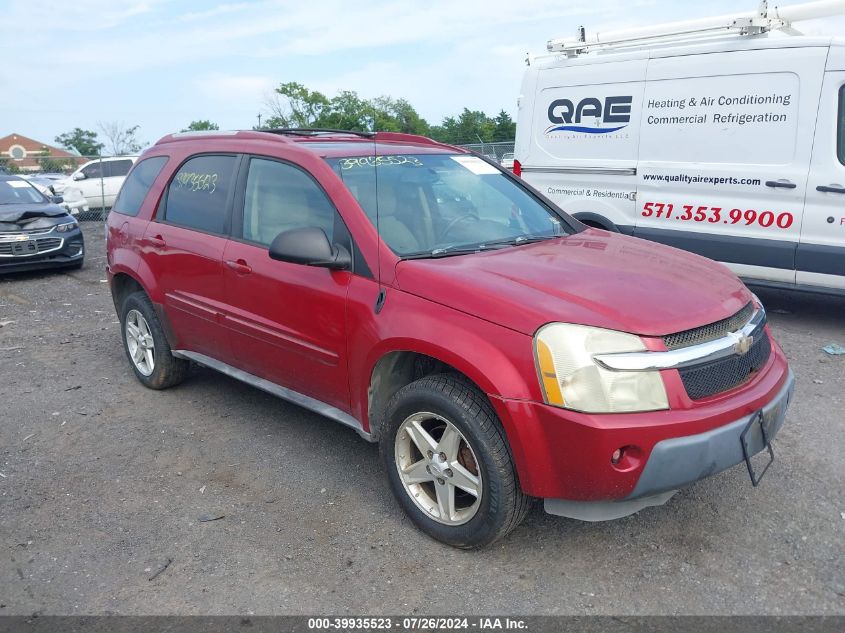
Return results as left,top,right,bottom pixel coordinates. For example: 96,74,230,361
545,95,633,135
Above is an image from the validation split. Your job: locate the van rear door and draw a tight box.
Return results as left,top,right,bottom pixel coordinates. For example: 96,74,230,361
520,57,646,229
634,46,826,284
799,63,845,290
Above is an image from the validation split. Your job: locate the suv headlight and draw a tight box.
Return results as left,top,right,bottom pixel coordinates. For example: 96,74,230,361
55,219,79,233
534,323,668,413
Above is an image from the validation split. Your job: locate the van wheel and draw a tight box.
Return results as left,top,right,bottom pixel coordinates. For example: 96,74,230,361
380,374,531,548
120,291,189,389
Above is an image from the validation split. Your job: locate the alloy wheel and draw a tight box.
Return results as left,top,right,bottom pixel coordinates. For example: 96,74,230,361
125,309,155,376
394,412,483,525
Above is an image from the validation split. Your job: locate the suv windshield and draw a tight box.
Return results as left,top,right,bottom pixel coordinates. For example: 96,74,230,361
0,179,46,205
326,153,570,257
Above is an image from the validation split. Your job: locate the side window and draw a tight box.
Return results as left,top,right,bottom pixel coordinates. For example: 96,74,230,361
163,155,237,234
81,162,103,179
838,85,845,166
112,156,168,217
106,159,133,178
241,158,338,246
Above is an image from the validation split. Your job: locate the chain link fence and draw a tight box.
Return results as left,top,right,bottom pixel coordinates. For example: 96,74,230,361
455,141,515,161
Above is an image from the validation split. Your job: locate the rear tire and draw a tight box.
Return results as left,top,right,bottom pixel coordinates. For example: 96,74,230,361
120,291,188,389
380,374,531,548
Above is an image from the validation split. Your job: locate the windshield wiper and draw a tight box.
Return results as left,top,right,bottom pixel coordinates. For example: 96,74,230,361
476,233,562,249
401,234,562,260
401,242,511,260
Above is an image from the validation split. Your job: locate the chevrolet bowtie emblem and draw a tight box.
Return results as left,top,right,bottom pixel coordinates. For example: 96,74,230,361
733,333,754,356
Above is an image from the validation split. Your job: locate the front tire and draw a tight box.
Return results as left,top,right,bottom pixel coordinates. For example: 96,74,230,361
120,291,188,389
380,374,530,548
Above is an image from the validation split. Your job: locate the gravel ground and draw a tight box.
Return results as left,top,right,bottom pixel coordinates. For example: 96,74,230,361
1,223,843,615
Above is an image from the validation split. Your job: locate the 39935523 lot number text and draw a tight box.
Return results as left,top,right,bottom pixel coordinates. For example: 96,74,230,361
641,201,794,229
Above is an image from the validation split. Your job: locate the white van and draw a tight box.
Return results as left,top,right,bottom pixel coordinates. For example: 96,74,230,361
55,156,137,211
515,2,845,294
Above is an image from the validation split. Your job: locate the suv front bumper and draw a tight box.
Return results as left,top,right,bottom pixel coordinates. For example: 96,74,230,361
493,340,793,516
544,369,793,521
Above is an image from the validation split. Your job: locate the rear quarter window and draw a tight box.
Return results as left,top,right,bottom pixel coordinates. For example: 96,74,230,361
112,156,168,217
106,159,134,178
162,155,237,234
838,85,845,166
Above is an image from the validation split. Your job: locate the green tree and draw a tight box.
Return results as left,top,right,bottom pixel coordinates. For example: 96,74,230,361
429,109,495,145
0,158,21,174
181,120,219,132
263,83,434,134
429,116,459,144
36,148,75,173
320,90,372,131
492,110,516,142
372,97,430,135
55,128,104,157
263,82,330,128
259,82,514,145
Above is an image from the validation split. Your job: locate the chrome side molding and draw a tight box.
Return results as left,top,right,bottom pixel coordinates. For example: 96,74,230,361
172,350,373,441
593,306,766,372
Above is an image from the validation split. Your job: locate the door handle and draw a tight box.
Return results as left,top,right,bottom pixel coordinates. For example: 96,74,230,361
225,259,252,275
816,184,845,194
765,180,797,189
147,234,166,248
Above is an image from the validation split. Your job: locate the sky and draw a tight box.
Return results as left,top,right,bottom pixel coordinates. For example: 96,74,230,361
2,0,844,151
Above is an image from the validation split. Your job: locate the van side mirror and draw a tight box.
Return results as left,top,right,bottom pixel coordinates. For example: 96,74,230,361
72,172,86,181
268,227,351,270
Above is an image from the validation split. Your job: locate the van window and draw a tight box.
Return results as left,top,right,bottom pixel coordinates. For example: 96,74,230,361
106,159,134,178
81,162,104,179
241,158,337,246
640,72,799,165
163,155,236,234
838,85,845,166
112,156,168,217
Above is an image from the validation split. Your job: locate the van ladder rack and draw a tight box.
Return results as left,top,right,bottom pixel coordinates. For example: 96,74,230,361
546,0,845,56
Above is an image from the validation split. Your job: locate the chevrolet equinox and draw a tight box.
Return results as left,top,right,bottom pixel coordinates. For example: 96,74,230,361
106,129,794,548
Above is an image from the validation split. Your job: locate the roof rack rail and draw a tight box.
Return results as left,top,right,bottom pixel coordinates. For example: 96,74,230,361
372,131,453,148
259,128,376,138
546,0,844,57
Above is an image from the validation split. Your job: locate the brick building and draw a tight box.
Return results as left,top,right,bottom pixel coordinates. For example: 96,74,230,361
0,133,83,172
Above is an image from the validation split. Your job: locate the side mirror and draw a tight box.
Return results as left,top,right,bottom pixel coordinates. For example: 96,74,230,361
268,227,351,270
72,172,86,181
50,195,64,204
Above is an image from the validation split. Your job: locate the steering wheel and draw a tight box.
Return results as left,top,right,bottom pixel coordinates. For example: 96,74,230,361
439,211,479,240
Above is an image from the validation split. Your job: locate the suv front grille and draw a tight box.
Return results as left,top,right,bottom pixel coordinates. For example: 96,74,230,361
677,318,771,400
663,302,754,350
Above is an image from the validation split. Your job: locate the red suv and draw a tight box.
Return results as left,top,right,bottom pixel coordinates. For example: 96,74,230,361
106,129,794,547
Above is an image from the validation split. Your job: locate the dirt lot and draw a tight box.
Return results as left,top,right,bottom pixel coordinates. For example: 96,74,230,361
1,223,843,615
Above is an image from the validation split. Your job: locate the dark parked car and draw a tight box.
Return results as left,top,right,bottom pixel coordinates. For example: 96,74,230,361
0,175,85,273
